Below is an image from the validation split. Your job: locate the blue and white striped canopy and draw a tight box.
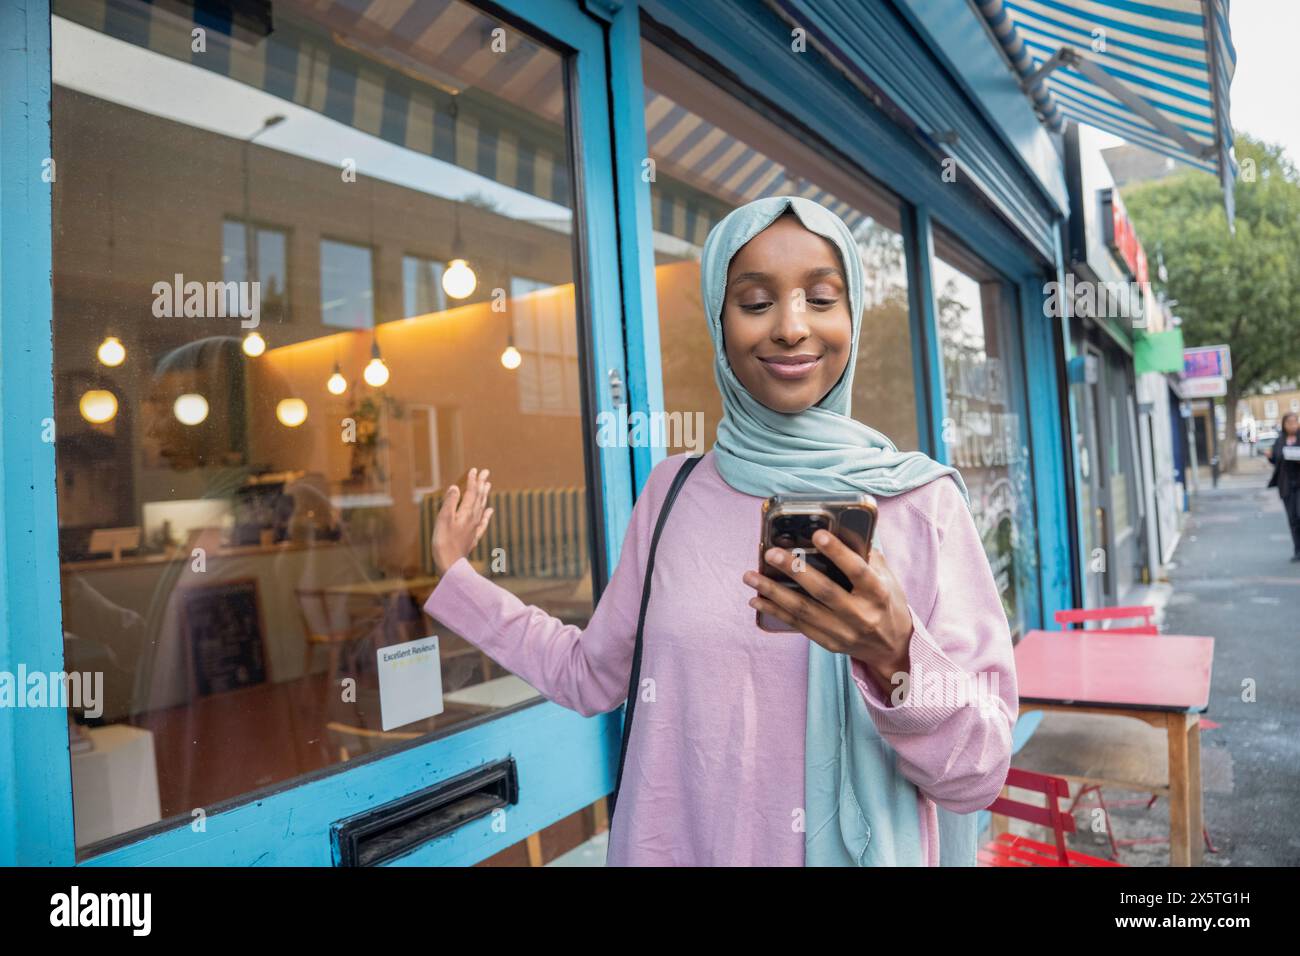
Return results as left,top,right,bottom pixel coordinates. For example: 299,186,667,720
977,0,1235,181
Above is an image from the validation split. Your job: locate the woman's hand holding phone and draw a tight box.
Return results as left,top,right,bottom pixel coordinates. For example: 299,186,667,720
431,467,494,577
742,531,914,696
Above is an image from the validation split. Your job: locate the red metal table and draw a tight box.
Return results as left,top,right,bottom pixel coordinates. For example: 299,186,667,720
1013,630,1216,866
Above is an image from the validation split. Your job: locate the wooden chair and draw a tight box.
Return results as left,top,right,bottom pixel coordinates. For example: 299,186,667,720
980,768,1124,867
295,588,384,686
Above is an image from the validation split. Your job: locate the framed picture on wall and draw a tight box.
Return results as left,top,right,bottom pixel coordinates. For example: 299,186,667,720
182,579,268,696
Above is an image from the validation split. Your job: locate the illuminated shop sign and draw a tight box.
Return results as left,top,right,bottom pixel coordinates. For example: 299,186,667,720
1100,188,1149,283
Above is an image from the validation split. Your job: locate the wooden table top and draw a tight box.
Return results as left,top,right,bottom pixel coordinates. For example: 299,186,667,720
1015,629,1215,713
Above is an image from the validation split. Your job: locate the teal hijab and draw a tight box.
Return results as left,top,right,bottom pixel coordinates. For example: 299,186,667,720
700,195,978,866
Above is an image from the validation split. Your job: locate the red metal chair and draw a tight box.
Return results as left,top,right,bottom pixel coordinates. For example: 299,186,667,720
979,768,1124,867
1054,604,1157,634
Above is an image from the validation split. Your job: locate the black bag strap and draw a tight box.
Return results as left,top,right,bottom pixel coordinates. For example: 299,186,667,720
609,453,704,822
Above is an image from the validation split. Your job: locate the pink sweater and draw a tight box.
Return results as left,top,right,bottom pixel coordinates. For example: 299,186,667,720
423,450,1018,865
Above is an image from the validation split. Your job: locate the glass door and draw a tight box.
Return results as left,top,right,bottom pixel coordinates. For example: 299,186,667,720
1077,344,1111,607
930,228,1041,639
44,0,632,865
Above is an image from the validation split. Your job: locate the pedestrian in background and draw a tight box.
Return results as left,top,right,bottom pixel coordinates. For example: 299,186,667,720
1265,411,1300,560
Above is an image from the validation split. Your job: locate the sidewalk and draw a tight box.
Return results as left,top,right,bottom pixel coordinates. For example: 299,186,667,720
1058,452,1300,865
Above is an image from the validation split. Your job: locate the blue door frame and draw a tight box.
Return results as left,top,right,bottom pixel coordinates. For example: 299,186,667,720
1,0,639,867
1,0,66,868
3,0,1082,866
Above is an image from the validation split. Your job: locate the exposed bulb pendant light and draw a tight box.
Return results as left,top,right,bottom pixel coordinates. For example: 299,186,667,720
327,360,348,395
173,393,209,426
79,389,118,424
442,202,476,299
500,333,521,370
443,258,477,299
243,331,267,357
363,336,390,387
276,397,308,427
97,335,126,367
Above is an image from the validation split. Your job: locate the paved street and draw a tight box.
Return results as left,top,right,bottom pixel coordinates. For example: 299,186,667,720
1063,450,1300,865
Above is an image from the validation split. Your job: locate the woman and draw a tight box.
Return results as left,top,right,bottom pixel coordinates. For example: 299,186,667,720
1265,411,1300,560
425,196,1017,866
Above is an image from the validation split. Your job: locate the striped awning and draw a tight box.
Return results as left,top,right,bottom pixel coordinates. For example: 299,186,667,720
643,88,874,247
56,0,573,207
58,0,873,250
977,0,1236,220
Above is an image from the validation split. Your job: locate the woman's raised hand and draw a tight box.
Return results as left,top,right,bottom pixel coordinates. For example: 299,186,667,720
432,467,494,577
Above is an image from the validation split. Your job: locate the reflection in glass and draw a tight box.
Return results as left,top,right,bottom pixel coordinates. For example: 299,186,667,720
402,256,447,321
640,38,919,455
932,231,1038,637
224,221,288,326
52,0,594,853
320,240,375,330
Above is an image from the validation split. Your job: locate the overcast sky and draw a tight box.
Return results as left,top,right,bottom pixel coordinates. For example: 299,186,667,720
1224,0,1300,167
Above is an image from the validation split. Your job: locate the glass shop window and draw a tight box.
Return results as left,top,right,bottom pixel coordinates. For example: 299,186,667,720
931,228,1039,638
222,220,289,325
1109,391,1130,535
402,256,447,320
320,239,375,330
51,0,594,854
510,276,581,416
640,35,919,455
1107,377,1142,541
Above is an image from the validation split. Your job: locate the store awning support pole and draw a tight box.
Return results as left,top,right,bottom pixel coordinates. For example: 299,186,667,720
1025,47,1216,161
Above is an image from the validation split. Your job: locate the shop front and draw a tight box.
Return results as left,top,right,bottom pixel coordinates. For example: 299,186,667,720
2,0,1074,865
1061,122,1157,608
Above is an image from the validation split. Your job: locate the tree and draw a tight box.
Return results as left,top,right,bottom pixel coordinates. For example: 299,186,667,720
1123,134,1300,472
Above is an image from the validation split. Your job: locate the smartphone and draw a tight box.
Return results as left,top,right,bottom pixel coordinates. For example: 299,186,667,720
756,493,877,633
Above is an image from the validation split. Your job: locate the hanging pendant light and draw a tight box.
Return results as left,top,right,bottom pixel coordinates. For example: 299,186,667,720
79,389,118,424
327,360,348,395
97,335,126,367
363,336,390,387
173,393,209,426
443,258,477,299
243,331,267,357
500,333,521,370
276,397,308,427
442,202,477,299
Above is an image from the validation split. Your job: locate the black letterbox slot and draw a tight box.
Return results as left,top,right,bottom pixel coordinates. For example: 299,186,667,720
331,757,519,866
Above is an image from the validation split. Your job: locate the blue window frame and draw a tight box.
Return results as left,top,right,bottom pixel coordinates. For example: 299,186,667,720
2,0,637,867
